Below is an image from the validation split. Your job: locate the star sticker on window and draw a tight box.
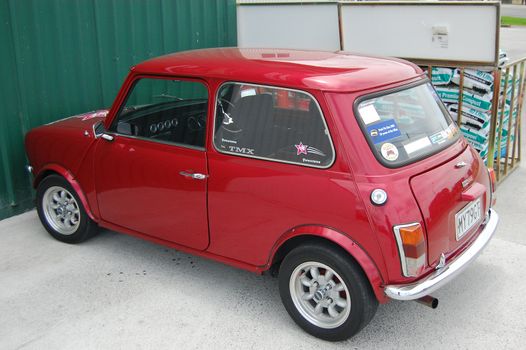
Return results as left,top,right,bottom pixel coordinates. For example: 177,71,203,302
295,142,308,155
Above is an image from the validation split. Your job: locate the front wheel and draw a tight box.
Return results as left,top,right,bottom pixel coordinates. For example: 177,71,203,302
36,174,98,243
278,243,378,341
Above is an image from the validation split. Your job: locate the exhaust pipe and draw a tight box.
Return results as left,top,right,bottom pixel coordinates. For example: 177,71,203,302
416,295,439,309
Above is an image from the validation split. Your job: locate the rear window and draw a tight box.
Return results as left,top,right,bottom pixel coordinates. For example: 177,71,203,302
356,82,459,167
213,83,335,168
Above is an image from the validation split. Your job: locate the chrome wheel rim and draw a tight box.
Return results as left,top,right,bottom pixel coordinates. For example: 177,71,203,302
42,186,80,235
289,261,351,329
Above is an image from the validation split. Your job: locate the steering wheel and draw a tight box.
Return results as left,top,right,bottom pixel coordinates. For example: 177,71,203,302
187,115,206,132
218,98,242,133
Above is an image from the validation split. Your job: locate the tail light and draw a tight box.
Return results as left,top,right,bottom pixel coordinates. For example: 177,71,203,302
393,223,426,277
487,167,496,206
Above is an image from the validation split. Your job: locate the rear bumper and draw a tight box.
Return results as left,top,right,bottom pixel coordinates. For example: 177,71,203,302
385,208,499,301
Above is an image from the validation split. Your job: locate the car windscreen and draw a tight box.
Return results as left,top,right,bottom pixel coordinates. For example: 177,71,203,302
355,82,460,167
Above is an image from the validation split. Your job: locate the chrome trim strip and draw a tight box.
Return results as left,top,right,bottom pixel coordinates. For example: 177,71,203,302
212,81,337,170
103,132,206,152
385,209,499,301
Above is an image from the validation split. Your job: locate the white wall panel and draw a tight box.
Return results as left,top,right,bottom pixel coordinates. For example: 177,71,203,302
237,4,340,51
340,3,499,65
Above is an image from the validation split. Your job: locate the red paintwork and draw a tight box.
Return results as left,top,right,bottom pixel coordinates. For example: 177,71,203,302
410,146,490,266
24,48,492,304
460,182,486,201
129,48,421,95
94,136,209,250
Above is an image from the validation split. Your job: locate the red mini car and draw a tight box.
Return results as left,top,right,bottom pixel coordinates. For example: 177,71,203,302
25,48,499,341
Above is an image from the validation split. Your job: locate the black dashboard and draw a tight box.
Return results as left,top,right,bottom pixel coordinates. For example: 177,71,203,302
115,101,207,147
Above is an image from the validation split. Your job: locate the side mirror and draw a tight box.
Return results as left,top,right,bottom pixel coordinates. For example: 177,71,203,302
93,121,106,138
93,121,114,142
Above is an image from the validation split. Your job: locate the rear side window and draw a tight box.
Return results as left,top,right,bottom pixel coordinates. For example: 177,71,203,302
213,83,334,168
356,82,460,167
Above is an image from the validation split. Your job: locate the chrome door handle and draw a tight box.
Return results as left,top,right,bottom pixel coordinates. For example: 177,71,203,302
179,171,208,180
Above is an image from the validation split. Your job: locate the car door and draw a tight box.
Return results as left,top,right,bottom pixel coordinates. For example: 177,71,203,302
94,76,210,250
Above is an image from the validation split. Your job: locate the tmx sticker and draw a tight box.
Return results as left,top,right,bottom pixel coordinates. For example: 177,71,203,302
228,146,255,155
295,142,326,157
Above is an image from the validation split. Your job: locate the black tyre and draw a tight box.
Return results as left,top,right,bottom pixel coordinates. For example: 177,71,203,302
36,174,98,243
278,242,378,341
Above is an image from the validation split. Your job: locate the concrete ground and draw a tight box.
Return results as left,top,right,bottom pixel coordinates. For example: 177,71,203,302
1,30,526,350
501,26,526,61
1,202,525,350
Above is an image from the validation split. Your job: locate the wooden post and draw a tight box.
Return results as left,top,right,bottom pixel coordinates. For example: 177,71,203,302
504,65,518,176
487,68,501,171
495,68,509,180
510,61,525,169
457,68,465,126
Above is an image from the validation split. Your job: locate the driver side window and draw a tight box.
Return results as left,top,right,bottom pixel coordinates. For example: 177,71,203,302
112,78,208,148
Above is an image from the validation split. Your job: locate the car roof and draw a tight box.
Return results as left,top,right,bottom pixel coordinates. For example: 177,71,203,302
132,48,424,93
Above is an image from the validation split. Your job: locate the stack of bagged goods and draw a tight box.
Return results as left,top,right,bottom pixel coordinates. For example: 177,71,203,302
432,68,495,163
424,51,519,163
447,104,491,159
499,49,509,67
430,67,454,86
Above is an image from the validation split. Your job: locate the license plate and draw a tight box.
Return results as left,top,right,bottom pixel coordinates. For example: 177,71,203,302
455,198,482,241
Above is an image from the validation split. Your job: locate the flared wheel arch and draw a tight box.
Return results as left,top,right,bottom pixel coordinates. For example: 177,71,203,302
33,164,96,222
266,226,388,303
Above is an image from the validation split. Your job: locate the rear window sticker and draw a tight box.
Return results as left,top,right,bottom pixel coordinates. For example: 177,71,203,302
366,119,402,144
380,142,399,161
430,130,447,145
240,88,257,98
403,137,432,155
222,113,234,125
221,138,237,144
295,142,326,157
228,146,254,155
358,103,381,125
302,158,321,165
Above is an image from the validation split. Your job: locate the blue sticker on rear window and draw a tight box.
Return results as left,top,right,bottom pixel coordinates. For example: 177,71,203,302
366,119,402,144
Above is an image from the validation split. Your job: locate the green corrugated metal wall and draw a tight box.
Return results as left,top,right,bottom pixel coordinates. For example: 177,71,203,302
0,0,237,220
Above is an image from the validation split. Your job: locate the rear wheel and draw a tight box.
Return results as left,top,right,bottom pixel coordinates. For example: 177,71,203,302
36,174,98,243
278,243,378,341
